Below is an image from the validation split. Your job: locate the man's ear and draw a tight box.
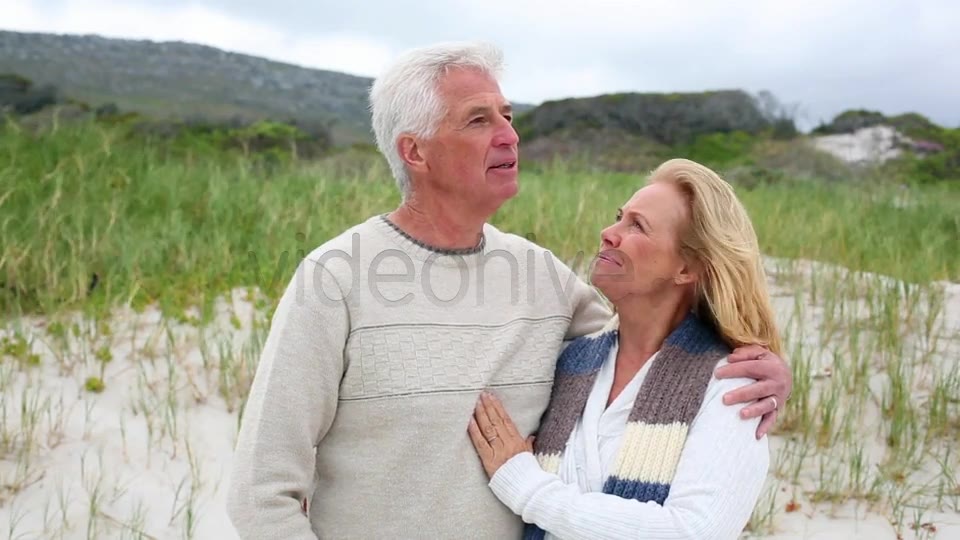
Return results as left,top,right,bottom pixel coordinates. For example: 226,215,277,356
398,134,427,174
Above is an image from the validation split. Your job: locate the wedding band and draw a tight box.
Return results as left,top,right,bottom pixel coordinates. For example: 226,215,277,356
770,396,778,411
486,435,499,443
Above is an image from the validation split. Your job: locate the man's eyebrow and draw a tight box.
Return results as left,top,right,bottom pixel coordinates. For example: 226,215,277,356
464,104,513,117
464,105,491,118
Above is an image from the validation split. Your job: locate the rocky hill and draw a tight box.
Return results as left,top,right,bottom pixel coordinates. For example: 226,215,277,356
515,89,796,146
810,110,957,181
0,31,355,143
812,109,943,138
0,30,376,142
0,31,539,144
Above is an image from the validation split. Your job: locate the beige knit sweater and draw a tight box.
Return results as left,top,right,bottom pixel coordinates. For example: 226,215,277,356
226,215,612,539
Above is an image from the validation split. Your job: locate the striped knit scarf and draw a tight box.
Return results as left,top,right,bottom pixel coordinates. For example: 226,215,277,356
524,311,729,540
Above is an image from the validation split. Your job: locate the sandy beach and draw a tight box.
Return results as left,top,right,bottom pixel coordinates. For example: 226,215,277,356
2,256,958,539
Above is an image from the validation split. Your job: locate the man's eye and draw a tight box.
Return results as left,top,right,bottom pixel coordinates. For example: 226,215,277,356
470,117,486,124
504,115,513,123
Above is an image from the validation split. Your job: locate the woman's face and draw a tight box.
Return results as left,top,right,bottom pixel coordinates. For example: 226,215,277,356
590,181,696,304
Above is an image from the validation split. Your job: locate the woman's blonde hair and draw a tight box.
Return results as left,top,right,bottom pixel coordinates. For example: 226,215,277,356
650,158,782,356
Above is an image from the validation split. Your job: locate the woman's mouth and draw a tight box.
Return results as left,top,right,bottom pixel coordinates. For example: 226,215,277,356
596,252,622,267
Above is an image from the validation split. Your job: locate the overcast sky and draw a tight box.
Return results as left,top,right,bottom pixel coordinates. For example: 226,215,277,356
6,0,959,130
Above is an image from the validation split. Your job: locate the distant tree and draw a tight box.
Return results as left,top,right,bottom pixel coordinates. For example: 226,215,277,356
812,109,887,135
94,103,119,117
752,90,799,139
127,114,332,161
887,113,941,139
0,73,59,114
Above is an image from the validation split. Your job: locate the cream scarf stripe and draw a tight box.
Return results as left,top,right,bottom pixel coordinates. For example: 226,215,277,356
525,313,727,540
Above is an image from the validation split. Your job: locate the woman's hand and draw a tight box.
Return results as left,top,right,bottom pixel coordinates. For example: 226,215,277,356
467,391,535,479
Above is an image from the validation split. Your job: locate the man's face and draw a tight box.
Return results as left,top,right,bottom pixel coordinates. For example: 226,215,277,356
413,68,520,213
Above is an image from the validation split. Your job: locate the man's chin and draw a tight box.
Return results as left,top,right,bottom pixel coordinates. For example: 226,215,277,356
500,178,519,198
486,166,518,180
487,173,519,198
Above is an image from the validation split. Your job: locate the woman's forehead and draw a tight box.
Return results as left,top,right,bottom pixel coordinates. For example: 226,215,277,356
624,183,689,225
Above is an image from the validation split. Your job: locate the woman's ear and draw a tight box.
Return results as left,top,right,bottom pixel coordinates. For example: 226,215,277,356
674,258,701,286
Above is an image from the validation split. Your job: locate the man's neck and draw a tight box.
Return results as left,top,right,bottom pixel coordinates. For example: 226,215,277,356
387,195,488,251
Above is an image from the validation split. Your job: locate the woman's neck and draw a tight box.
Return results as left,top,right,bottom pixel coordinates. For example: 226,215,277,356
615,294,693,368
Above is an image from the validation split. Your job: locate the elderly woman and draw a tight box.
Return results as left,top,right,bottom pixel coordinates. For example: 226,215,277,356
468,158,780,540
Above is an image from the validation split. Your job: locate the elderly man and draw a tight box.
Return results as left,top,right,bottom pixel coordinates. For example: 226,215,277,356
226,41,791,539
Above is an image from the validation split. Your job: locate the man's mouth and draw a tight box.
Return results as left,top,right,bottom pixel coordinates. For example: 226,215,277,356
489,160,517,170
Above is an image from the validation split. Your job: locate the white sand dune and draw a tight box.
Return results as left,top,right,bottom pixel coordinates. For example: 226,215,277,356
1,289,258,539
812,125,907,165
2,259,958,539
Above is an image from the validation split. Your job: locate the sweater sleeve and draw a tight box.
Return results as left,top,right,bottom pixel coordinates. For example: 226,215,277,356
488,368,769,540
226,257,349,540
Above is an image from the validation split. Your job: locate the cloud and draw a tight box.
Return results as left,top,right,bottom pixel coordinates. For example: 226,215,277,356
3,0,393,77
3,0,959,128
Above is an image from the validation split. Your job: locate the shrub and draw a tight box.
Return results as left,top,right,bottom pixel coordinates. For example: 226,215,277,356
813,109,887,134
681,131,757,169
0,73,60,115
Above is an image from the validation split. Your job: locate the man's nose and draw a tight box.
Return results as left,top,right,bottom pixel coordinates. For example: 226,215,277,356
493,118,519,147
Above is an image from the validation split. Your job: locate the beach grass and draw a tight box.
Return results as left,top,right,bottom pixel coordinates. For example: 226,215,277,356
1,119,958,538
2,120,958,320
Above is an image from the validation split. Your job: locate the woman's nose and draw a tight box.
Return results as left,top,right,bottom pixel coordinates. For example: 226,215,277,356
600,224,619,248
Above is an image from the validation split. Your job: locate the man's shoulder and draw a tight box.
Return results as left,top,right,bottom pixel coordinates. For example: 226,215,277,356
483,223,577,269
303,216,380,262
290,216,384,293
484,222,543,251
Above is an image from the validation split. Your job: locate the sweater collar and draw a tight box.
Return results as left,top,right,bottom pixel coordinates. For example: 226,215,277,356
370,214,492,266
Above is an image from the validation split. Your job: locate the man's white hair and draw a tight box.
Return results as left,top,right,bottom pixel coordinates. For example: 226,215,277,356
369,41,505,198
